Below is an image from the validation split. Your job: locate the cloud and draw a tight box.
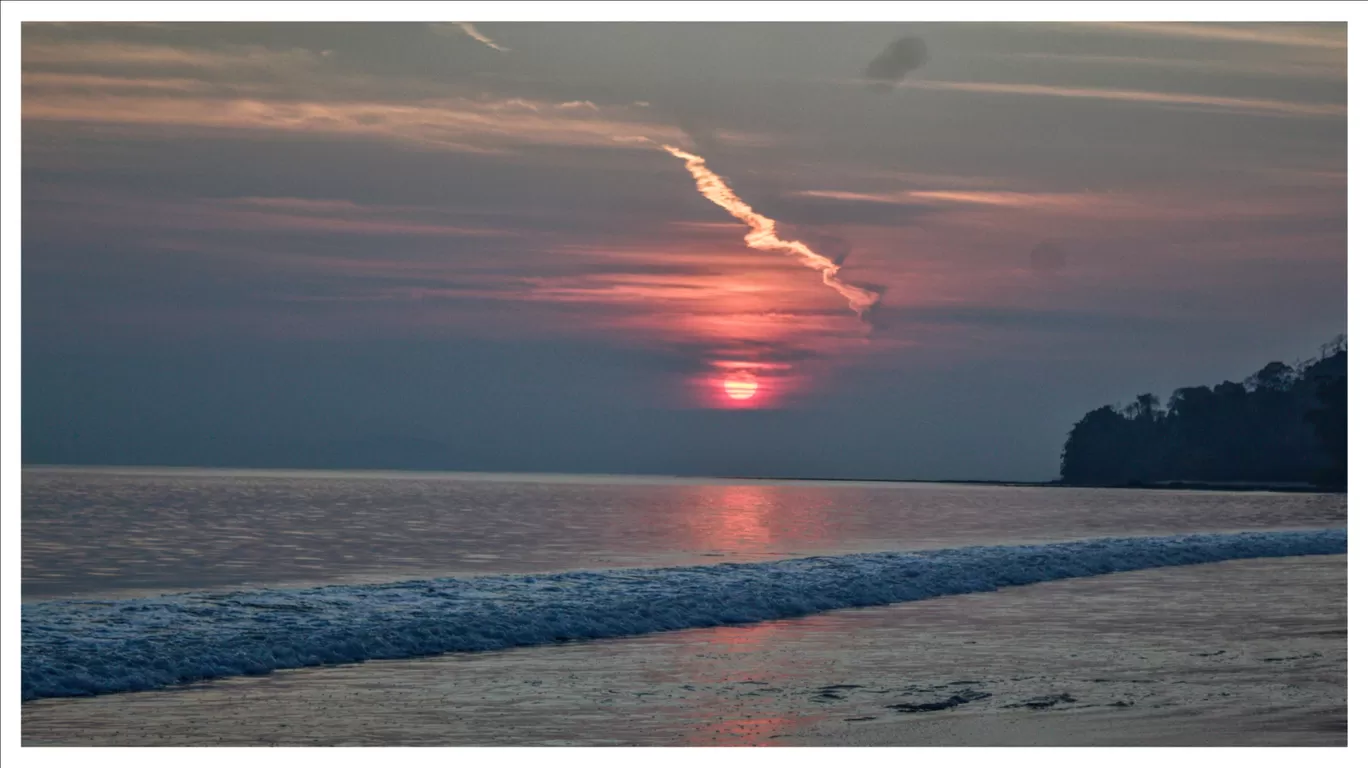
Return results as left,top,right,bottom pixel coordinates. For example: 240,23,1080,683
24,188,511,239
21,40,322,73
769,192,939,227
897,80,1345,119
792,185,1342,227
661,145,882,318
456,22,510,53
219,197,371,214
22,93,688,154
795,188,1101,211
21,72,227,95
873,304,1182,335
863,36,929,91
989,52,1345,81
1076,22,1346,50
20,27,688,154
787,229,852,267
429,22,510,53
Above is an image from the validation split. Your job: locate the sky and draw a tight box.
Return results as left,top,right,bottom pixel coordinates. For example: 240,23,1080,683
20,21,1347,480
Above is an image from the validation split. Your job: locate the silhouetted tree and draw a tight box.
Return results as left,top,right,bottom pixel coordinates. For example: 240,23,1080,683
1060,406,1139,485
1245,361,1296,392
1305,356,1347,487
1060,339,1346,488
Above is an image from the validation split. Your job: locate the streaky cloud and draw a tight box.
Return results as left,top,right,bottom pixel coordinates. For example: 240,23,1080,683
434,22,510,53
1077,22,1346,50
899,79,1345,119
662,145,882,319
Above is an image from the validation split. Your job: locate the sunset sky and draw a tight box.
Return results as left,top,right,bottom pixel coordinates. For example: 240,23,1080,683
21,21,1347,480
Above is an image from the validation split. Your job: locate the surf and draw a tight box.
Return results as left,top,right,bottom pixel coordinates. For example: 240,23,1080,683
22,528,1346,701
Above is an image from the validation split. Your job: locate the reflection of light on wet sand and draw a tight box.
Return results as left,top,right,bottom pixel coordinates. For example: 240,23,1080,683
688,713,825,747
694,622,779,650
667,620,809,745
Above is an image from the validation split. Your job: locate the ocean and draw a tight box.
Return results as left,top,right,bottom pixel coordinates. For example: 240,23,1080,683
20,466,1348,746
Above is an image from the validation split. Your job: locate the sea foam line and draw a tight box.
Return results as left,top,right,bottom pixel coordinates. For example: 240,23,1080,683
22,528,1346,701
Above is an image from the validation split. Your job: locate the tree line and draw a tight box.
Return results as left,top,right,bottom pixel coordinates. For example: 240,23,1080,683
1059,336,1347,489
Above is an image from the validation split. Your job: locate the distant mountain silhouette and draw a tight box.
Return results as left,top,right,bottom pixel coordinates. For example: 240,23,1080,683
1060,336,1346,489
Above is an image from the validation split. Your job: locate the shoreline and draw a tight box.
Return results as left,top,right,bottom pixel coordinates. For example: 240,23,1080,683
22,463,1343,494
722,476,1341,494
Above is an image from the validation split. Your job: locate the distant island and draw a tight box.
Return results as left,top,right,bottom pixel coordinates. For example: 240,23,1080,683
1060,336,1347,490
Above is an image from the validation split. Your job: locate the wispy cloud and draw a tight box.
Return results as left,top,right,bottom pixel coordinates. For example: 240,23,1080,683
25,188,511,239
1076,22,1346,50
988,52,1344,80
21,71,229,94
899,80,1345,119
796,189,1101,211
221,197,374,214
23,94,688,153
429,22,510,53
21,33,689,154
22,40,321,72
202,197,510,236
793,184,1342,226
528,272,784,307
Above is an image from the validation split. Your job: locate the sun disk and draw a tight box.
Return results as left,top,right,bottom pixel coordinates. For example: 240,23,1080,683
722,372,759,400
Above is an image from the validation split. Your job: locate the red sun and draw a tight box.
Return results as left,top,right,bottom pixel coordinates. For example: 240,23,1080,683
722,372,759,400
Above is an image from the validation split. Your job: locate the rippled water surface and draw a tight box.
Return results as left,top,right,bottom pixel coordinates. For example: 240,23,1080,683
22,466,1347,600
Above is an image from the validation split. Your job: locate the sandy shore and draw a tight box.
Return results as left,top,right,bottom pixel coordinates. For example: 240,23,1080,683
23,554,1345,746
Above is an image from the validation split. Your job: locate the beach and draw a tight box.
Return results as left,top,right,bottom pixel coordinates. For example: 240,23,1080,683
23,551,1345,746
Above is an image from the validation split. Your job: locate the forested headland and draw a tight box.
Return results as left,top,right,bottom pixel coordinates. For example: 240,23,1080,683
1059,336,1347,489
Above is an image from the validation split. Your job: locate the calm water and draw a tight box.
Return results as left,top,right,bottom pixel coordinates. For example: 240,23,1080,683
22,466,1347,601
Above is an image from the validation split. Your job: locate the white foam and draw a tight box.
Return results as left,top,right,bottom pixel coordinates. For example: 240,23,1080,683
21,528,1346,701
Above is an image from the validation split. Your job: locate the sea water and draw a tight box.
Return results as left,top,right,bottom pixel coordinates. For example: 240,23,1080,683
23,466,1346,601
20,467,1348,745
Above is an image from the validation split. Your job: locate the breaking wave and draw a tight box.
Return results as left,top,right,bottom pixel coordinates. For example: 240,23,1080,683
22,528,1345,701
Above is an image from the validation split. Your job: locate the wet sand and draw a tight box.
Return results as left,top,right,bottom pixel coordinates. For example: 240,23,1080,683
23,554,1345,746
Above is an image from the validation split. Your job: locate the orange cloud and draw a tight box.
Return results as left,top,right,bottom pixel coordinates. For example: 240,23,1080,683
23,94,689,153
527,273,777,306
22,40,321,71
21,72,230,94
